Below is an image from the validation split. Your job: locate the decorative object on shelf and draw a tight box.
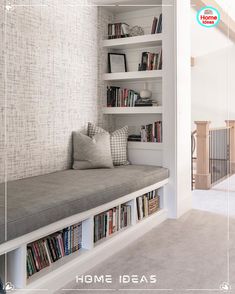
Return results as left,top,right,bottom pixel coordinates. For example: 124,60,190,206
140,82,152,99
108,53,127,73
108,23,129,39
129,26,144,37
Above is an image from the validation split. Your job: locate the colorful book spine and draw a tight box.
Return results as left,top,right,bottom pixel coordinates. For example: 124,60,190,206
27,222,83,278
107,87,139,107
94,206,121,243
140,121,162,143
139,49,162,71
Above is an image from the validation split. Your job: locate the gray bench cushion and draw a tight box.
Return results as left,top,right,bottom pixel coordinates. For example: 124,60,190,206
0,165,169,244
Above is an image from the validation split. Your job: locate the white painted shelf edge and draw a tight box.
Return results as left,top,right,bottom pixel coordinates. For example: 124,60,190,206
103,33,163,49
128,142,163,150
103,70,163,81
102,106,163,114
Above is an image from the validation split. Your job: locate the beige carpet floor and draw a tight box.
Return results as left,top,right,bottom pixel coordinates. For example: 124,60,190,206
59,209,235,294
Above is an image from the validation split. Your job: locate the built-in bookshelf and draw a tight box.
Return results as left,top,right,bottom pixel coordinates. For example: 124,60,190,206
101,5,164,165
26,222,82,279
24,187,164,286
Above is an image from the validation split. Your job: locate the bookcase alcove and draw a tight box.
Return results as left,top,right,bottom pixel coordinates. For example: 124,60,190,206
0,1,183,292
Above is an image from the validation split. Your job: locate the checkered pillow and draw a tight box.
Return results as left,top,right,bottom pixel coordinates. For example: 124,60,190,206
88,123,129,166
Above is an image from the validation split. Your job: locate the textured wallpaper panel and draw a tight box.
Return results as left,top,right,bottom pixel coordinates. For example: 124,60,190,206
0,0,105,182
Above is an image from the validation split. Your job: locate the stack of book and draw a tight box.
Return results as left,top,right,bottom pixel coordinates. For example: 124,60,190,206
108,23,129,39
120,204,131,229
128,134,141,142
136,190,160,220
94,207,119,243
139,50,162,71
27,223,82,277
135,98,153,107
141,121,162,142
107,86,139,107
151,14,162,34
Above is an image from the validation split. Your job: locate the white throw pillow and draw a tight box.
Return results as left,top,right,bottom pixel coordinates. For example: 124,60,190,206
73,132,113,170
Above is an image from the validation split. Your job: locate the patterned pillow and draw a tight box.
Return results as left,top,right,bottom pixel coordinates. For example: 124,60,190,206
88,123,129,166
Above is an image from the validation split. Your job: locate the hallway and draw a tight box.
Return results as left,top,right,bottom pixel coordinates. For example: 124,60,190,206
193,174,235,218
60,177,235,293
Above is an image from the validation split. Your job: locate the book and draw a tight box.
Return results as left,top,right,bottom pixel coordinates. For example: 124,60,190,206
94,207,120,243
136,190,160,220
27,221,83,278
139,51,162,71
156,13,162,33
139,121,162,142
107,86,139,107
151,17,158,34
108,23,129,39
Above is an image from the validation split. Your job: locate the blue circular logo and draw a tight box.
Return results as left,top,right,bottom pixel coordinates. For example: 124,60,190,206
197,6,220,28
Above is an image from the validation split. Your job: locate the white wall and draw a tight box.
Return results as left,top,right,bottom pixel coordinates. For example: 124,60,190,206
191,8,232,57
192,45,235,129
191,6,235,130
175,0,192,217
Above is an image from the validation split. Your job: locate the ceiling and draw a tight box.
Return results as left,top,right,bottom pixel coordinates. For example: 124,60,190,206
92,0,162,13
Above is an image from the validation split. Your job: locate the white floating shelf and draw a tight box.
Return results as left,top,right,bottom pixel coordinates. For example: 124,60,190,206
128,142,163,150
103,70,163,81
103,34,163,49
102,106,163,114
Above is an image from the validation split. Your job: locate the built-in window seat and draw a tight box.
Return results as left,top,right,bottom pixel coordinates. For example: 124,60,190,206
0,165,169,244
0,164,169,291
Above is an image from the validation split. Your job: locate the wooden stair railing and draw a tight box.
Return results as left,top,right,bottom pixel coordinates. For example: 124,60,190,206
194,121,211,190
226,120,235,174
193,120,235,190
191,130,197,189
